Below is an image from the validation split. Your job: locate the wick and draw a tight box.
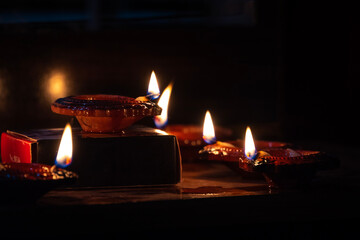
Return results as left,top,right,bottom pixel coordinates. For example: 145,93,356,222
246,151,258,160
135,93,160,102
203,137,217,145
146,93,160,101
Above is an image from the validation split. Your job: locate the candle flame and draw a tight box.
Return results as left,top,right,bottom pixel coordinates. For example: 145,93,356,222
147,70,160,100
154,83,173,128
245,126,256,160
202,110,216,144
55,123,73,168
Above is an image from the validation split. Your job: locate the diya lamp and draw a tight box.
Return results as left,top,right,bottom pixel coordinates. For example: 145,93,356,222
199,126,291,164
240,127,339,188
51,71,162,133
199,125,266,178
0,123,78,203
200,126,339,188
0,162,77,203
154,83,233,161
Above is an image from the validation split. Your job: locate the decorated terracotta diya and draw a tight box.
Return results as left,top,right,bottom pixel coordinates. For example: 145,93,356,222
238,148,339,188
0,162,78,203
199,141,339,188
199,139,291,162
51,94,162,133
199,139,290,178
153,83,233,161
165,124,234,161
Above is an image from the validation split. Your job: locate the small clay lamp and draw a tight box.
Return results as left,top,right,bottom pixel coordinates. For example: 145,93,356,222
238,148,339,188
0,162,78,203
0,162,78,182
154,83,233,161
0,123,78,203
169,111,232,161
200,127,339,188
52,71,162,133
199,127,289,178
51,94,162,133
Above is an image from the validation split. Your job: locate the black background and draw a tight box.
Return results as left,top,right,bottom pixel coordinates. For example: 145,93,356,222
0,0,357,145
1,1,359,238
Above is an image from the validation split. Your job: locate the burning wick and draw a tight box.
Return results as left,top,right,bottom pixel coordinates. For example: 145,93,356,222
201,111,234,147
136,70,160,102
55,123,73,168
202,110,217,144
244,126,270,160
245,126,257,160
147,70,160,100
146,93,159,100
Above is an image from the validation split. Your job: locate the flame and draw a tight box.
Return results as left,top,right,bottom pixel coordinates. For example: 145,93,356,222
202,110,216,144
55,123,73,168
154,83,173,128
245,126,256,160
147,70,160,100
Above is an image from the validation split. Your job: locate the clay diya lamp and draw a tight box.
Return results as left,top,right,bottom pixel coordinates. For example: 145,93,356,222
154,83,233,161
0,162,78,203
238,148,339,189
51,94,162,133
157,106,233,161
0,123,78,203
165,124,233,162
200,127,339,188
199,138,290,178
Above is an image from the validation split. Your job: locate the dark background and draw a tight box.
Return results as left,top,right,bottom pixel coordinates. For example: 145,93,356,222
1,1,359,239
0,0,357,145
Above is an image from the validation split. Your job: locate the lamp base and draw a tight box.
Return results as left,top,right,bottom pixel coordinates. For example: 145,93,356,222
1,125,181,187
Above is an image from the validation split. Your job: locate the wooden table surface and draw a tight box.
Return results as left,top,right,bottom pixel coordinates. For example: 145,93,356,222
37,163,269,206
1,144,360,239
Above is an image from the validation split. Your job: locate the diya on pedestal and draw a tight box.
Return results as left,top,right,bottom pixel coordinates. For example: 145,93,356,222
1,71,181,188
51,94,162,133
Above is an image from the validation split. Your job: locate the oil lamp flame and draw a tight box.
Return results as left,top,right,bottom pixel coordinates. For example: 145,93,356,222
147,70,160,100
245,126,256,160
55,123,73,168
154,83,173,129
202,110,216,144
